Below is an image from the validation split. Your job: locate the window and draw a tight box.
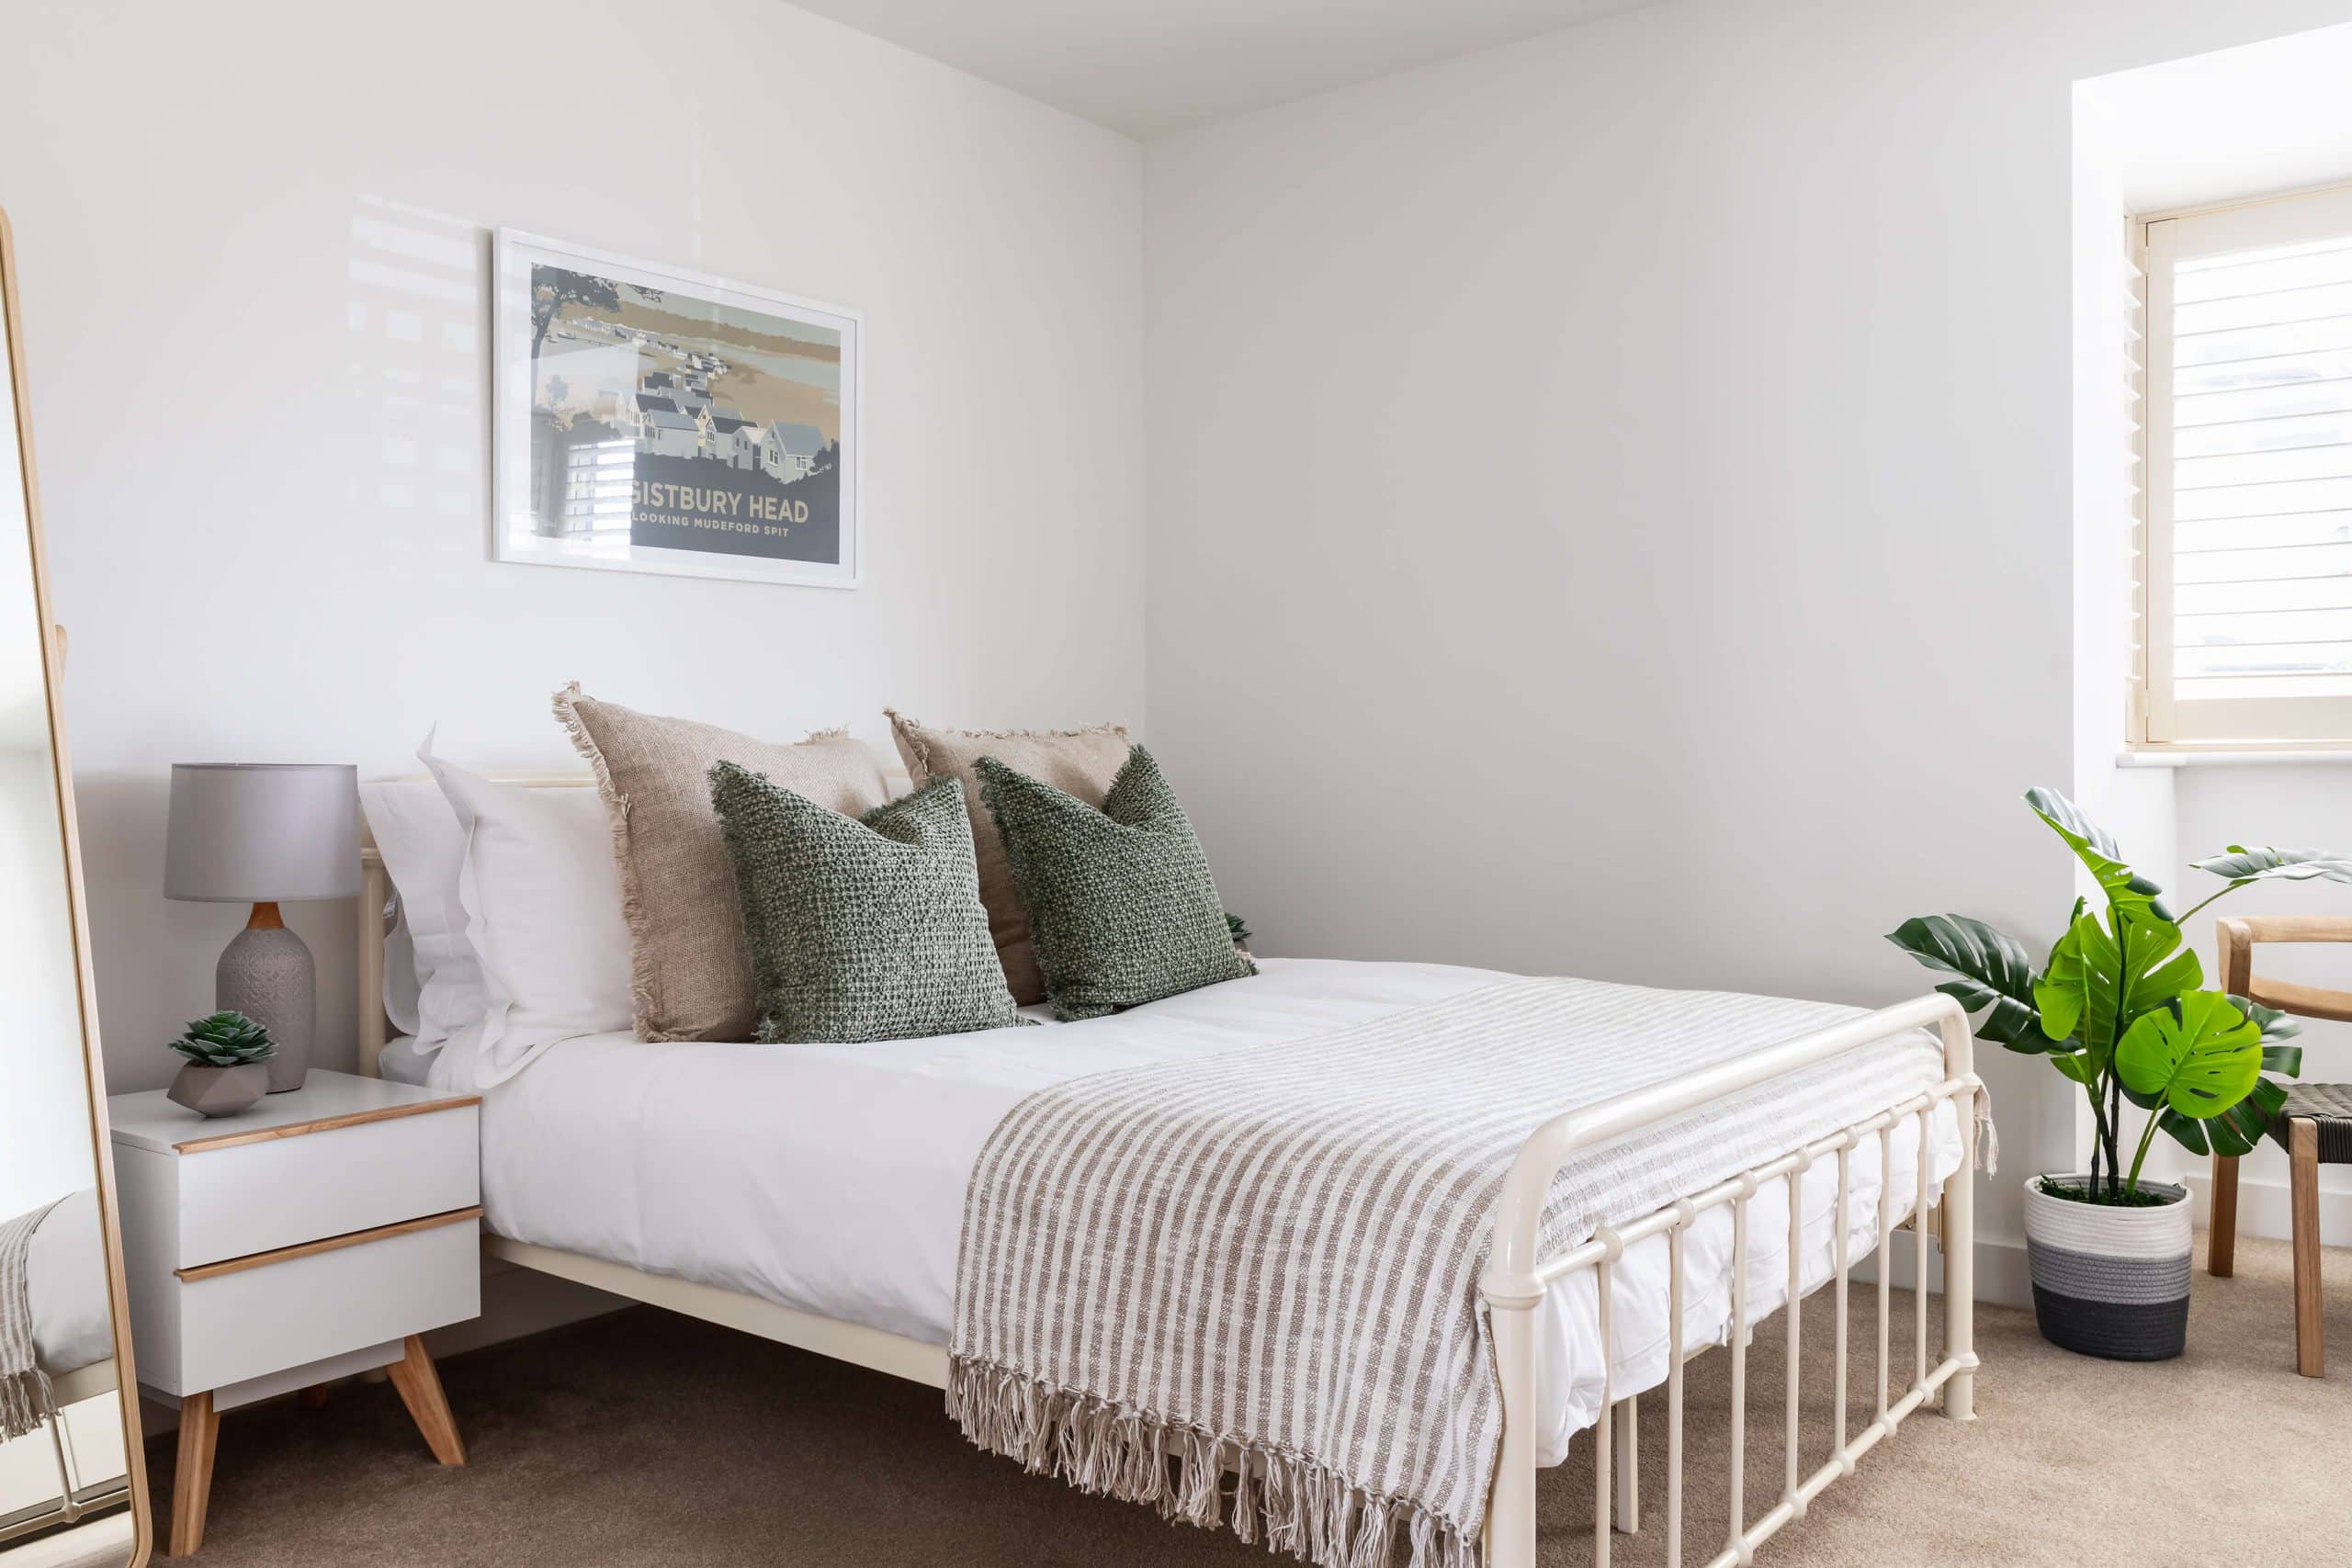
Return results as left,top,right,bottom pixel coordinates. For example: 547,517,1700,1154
2140,185,2352,745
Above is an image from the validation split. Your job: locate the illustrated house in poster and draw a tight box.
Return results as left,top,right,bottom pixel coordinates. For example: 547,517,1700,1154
759,423,825,483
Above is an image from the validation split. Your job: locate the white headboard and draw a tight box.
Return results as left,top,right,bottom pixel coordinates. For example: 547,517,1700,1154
355,764,915,1077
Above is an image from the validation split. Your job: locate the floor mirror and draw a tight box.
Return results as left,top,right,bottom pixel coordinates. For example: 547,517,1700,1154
0,205,152,1567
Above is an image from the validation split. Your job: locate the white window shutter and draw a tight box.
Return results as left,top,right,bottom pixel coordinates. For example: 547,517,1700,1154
2143,186,2352,744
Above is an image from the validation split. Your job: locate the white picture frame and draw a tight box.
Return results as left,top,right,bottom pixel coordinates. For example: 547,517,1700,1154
491,229,862,588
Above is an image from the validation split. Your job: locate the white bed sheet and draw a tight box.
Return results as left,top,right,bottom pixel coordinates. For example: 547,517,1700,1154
28,1189,112,1380
387,958,1961,1464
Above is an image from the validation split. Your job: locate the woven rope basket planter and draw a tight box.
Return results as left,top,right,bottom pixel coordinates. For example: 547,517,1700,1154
2022,1175,2191,1361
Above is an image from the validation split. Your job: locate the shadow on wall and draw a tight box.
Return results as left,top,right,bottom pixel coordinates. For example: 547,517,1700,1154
346,194,487,548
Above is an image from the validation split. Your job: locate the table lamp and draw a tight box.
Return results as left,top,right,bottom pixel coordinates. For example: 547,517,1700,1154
164,762,360,1092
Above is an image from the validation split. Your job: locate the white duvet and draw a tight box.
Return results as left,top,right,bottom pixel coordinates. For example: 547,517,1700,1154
398,958,1960,1464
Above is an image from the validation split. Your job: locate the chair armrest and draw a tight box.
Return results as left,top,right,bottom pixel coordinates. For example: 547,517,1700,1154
2218,916,2352,1022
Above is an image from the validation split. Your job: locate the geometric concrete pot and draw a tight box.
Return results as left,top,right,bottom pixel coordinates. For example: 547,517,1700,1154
2023,1174,2192,1361
166,1060,271,1119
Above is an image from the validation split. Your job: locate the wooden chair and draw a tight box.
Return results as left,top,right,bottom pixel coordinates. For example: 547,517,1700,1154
2207,915,2352,1378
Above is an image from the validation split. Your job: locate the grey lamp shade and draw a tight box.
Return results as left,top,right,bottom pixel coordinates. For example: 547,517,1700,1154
164,763,363,903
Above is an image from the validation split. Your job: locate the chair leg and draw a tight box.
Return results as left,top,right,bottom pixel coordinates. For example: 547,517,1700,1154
2290,1120,2323,1378
2210,1154,2239,1278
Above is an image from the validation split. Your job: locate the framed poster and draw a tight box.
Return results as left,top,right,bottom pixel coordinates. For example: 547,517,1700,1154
492,230,860,587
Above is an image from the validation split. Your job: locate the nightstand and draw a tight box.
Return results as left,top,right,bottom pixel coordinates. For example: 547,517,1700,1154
107,1070,483,1555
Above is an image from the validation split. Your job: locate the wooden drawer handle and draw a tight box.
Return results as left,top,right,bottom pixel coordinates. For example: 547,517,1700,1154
175,1205,483,1282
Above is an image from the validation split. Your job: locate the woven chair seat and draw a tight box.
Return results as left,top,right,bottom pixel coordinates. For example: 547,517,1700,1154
2271,1083,2352,1164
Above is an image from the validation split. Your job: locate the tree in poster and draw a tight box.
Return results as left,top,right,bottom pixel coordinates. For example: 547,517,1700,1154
529,267,614,355
529,267,664,355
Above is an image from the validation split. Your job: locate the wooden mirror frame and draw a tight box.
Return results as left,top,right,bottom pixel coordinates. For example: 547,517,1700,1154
0,202,153,1564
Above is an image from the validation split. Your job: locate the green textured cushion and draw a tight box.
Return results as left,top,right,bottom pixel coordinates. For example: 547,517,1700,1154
707,763,1025,1043
975,746,1256,1021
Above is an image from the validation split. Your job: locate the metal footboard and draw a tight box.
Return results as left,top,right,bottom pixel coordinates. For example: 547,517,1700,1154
1478,994,1982,1567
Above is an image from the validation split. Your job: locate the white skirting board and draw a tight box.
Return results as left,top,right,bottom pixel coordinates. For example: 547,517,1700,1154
1858,1235,2029,1309
2183,1168,2351,1244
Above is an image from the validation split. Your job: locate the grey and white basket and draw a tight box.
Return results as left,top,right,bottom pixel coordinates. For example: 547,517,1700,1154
2022,1174,2191,1360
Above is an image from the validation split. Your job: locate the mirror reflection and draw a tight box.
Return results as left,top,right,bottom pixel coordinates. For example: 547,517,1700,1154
0,220,137,1563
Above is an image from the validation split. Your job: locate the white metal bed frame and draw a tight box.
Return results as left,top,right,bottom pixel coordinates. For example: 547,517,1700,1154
356,775,1981,1568
0,1359,131,1548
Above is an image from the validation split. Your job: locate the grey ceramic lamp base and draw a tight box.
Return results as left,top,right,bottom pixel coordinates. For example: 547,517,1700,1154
218,903,313,1092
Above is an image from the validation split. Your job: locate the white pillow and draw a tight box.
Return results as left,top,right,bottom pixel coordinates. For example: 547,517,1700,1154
359,779,484,1055
420,739,632,1089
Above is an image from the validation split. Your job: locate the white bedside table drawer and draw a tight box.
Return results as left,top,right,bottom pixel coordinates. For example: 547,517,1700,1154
113,1069,484,1551
174,1213,481,1394
175,1103,480,1268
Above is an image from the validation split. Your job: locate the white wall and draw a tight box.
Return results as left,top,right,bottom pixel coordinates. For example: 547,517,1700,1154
2066,80,2180,1201
2074,23,2352,1237
1,0,1147,1091
1143,0,2352,1298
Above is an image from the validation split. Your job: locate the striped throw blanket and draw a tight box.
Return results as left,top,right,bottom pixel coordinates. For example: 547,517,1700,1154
948,976,1947,1568
1,1198,63,1441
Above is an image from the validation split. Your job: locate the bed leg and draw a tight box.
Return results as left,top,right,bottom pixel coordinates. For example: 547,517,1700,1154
1483,1291,1540,1568
1939,1013,1977,1424
1612,1397,1640,1533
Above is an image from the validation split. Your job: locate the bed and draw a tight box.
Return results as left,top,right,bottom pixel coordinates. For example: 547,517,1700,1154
0,1190,123,1550
358,781,1984,1568
14,1190,115,1408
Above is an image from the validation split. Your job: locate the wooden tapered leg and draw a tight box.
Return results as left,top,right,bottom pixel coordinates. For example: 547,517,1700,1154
297,1383,331,1411
2210,1154,2240,1278
386,1335,466,1465
2290,1120,2324,1378
169,1391,219,1557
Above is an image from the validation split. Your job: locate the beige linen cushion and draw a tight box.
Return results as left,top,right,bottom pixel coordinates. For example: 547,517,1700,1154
558,684,888,1041
885,710,1130,1005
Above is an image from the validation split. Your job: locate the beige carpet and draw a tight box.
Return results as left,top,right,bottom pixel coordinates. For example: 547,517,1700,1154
154,1235,2348,1566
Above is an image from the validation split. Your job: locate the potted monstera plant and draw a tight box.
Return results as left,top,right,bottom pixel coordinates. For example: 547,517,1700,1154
1890,788,2348,1360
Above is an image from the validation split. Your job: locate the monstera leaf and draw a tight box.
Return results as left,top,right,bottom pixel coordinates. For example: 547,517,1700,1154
2026,786,2174,919
1885,914,2049,1049
2234,996,2304,1077
2159,1077,2290,1159
2191,845,2352,890
2133,995,2303,1156
2034,903,2199,1070
2126,997,2301,1109
2115,993,2264,1120
2052,1051,2103,1087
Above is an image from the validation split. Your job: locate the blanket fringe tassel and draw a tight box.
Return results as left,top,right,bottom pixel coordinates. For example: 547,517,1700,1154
0,1366,56,1445
1973,1087,2000,1177
947,1358,1477,1568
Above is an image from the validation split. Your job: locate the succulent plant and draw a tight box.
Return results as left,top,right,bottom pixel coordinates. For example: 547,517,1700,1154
1227,912,1251,945
167,1010,277,1066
